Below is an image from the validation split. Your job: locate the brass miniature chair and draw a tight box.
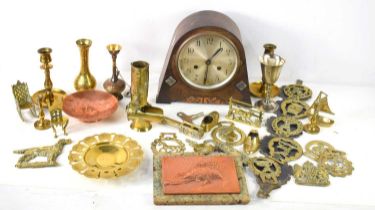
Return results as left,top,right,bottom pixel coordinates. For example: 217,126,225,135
12,80,37,121
49,108,69,138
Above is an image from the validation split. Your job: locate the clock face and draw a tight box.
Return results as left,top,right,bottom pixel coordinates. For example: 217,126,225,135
177,32,239,90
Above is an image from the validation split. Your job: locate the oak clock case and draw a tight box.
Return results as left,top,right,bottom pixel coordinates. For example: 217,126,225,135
156,10,251,104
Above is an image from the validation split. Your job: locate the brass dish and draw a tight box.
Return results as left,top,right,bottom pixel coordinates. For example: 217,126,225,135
63,90,118,122
249,81,279,98
32,88,66,108
68,133,143,178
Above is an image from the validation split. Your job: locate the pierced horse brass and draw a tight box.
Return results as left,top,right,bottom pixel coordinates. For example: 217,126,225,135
151,133,186,155
226,97,263,127
211,121,246,146
294,161,330,186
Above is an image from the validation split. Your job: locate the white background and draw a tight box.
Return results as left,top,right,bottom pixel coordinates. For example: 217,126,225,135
1,0,375,210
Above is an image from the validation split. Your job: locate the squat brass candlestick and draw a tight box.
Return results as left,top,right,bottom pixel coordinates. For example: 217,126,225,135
103,44,126,100
32,48,66,108
255,54,285,113
74,38,96,91
34,95,51,130
249,43,280,98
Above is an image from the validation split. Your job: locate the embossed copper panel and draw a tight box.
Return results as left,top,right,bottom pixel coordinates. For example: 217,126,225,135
161,156,240,194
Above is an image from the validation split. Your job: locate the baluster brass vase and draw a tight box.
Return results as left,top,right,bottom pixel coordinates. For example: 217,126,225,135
74,38,96,91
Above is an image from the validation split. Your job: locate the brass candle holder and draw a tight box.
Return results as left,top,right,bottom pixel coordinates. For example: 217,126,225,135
103,44,127,100
255,53,285,113
249,44,280,98
74,38,96,91
32,47,66,108
34,95,51,130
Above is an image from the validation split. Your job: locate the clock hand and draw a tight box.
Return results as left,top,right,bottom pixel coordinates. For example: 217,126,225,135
204,48,223,85
208,47,223,61
203,62,209,85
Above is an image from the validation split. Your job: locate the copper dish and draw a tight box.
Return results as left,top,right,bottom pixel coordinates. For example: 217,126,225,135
63,90,118,122
68,133,143,178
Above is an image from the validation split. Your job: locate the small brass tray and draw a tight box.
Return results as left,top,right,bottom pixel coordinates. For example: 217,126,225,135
68,133,143,178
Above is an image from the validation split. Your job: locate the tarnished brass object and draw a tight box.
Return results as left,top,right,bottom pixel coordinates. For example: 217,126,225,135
249,157,281,184
319,150,353,177
32,48,66,107
177,112,204,123
34,96,51,130
103,44,127,100
304,91,334,134
226,97,263,127
283,80,312,100
280,98,309,119
267,137,303,164
186,139,215,155
14,139,71,168
69,133,143,179
304,140,335,161
12,80,37,121
211,121,246,146
244,129,260,154
126,61,164,132
74,38,96,91
200,111,220,132
294,161,330,186
49,103,69,138
151,133,185,155
255,53,285,113
249,44,280,98
271,116,303,137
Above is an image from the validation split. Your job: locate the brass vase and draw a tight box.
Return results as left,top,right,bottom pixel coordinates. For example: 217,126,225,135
74,39,96,91
103,44,126,100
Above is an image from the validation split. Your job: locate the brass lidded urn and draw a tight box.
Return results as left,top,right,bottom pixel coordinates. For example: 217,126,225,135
74,38,96,91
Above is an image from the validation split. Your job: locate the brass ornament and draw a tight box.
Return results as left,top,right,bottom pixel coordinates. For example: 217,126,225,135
280,98,309,119
243,129,260,154
226,97,263,127
177,112,204,123
268,137,303,164
49,108,69,138
293,161,330,186
283,80,312,100
151,133,186,155
200,111,220,132
14,139,71,168
249,157,281,184
69,133,143,179
304,91,334,134
319,151,354,177
304,140,335,161
34,95,51,130
186,139,216,155
211,121,246,146
271,116,303,137
12,80,37,121
74,39,97,91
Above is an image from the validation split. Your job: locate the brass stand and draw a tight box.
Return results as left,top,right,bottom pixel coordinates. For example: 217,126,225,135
34,96,51,130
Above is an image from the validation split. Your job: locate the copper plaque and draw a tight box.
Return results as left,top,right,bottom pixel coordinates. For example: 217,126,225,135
161,156,241,194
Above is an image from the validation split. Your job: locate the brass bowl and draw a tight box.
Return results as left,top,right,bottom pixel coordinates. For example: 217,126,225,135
62,90,118,122
68,133,143,179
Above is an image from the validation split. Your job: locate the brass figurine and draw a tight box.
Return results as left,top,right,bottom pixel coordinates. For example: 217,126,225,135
304,91,334,134
294,161,330,186
32,48,66,108
200,111,220,132
249,44,280,98
226,97,263,127
49,108,69,138
34,95,51,130
74,38,96,91
211,121,246,146
271,116,303,137
151,133,186,155
103,44,127,100
283,80,312,100
14,139,71,168
12,80,37,121
255,52,285,112
244,129,260,154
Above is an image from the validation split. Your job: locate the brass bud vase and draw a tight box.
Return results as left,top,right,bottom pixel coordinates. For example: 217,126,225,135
103,44,126,100
74,38,96,91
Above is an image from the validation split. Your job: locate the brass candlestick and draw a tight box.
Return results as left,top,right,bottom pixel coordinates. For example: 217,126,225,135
255,54,285,112
34,95,51,130
32,48,66,108
103,44,126,100
74,38,96,91
249,44,280,98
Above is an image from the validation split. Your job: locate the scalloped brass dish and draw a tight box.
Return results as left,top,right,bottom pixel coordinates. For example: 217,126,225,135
68,133,143,178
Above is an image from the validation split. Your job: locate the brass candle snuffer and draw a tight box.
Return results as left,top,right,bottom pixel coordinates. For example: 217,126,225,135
103,44,128,100
126,61,204,139
304,91,334,134
32,47,66,108
74,38,96,91
249,44,280,98
255,50,285,113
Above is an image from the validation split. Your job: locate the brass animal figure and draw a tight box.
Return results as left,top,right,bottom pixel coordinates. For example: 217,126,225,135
14,139,72,168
